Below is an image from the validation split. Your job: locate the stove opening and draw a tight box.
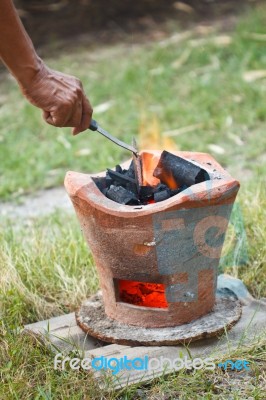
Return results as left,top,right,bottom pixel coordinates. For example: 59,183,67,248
116,279,168,309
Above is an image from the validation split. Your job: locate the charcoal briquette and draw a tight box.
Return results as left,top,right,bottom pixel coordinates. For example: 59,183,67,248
115,164,123,174
154,189,171,203
106,185,139,205
154,151,210,188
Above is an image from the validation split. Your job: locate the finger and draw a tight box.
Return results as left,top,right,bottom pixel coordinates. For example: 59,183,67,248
42,110,50,121
65,99,82,127
43,106,70,127
72,94,93,135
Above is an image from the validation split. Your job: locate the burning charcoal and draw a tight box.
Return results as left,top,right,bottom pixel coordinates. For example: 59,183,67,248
139,283,153,295
154,183,169,193
92,177,107,192
105,172,113,187
115,164,123,174
125,182,138,195
139,186,154,201
124,160,135,179
154,151,210,188
107,168,137,189
120,290,142,305
154,189,171,203
106,185,139,205
169,184,187,197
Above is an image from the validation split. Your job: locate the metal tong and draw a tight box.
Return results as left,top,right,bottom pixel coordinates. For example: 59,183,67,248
88,119,138,157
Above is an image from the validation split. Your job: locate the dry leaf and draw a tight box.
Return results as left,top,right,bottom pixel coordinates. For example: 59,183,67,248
244,33,266,41
75,148,91,156
208,144,225,155
213,35,232,46
149,67,164,76
225,116,233,127
159,31,192,47
243,70,266,82
48,169,61,176
227,133,244,146
189,35,232,47
195,25,215,36
93,101,114,114
171,48,191,69
173,2,194,13
57,135,71,149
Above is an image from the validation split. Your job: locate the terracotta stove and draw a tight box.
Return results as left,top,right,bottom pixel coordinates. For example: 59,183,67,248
65,150,240,343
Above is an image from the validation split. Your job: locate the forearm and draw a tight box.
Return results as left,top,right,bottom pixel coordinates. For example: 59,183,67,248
0,0,42,87
0,0,92,133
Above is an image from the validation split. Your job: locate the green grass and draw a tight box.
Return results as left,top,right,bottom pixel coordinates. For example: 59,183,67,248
0,212,99,329
0,4,266,200
0,3,266,399
0,329,265,399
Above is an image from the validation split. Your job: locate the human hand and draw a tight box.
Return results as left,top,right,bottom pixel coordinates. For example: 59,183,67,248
19,63,93,135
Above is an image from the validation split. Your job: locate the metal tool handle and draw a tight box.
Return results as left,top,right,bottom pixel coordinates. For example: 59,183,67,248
89,119,99,131
88,119,138,156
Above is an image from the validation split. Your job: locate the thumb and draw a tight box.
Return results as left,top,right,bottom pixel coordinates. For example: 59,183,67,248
42,110,67,127
42,110,54,125
42,110,50,120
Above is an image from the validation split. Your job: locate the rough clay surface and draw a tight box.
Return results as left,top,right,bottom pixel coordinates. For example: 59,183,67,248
76,289,242,346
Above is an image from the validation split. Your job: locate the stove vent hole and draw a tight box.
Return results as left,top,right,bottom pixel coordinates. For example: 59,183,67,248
115,279,168,309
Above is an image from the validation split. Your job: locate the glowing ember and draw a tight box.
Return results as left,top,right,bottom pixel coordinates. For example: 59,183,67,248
118,280,168,308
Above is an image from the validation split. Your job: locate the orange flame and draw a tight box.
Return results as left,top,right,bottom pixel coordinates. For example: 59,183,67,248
139,115,178,152
154,167,179,190
162,172,179,190
141,152,160,186
139,116,179,190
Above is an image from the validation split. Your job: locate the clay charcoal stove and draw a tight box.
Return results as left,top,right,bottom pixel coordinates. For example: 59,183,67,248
93,151,210,205
65,149,240,344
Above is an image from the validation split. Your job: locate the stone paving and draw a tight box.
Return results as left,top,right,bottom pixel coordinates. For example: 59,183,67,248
0,187,73,219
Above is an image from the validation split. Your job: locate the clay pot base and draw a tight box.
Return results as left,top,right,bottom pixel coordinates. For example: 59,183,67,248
76,289,242,346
